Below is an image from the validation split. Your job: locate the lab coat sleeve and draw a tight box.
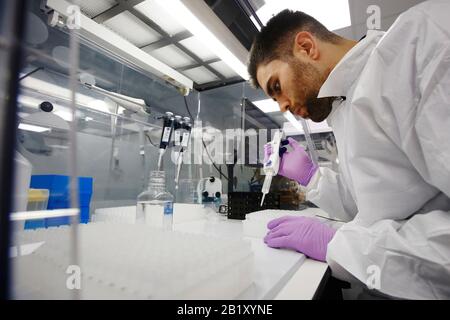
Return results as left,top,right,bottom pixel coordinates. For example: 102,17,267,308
306,167,357,222
327,2,450,299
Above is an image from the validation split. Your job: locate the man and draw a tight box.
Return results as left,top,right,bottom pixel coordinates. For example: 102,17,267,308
248,0,450,299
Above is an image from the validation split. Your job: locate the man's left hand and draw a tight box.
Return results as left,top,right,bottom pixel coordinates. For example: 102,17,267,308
264,216,336,262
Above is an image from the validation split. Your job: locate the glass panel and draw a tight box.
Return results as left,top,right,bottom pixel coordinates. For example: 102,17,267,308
11,1,80,299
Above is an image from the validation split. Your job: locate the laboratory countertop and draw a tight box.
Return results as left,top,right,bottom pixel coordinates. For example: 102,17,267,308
12,206,331,300
172,208,330,300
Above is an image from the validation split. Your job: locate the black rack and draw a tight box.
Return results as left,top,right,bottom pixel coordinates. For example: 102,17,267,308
227,192,280,220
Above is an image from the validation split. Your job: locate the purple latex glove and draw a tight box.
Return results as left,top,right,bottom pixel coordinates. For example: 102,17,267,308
264,137,318,186
264,216,336,262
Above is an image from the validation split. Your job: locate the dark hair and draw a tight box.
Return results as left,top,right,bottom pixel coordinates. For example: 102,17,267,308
247,10,341,88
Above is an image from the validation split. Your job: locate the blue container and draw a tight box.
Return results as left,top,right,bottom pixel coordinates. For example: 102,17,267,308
25,175,93,229
24,219,46,230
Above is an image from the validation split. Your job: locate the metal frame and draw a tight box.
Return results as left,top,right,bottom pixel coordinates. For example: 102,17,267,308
0,0,28,300
194,76,244,92
236,0,264,29
91,0,146,23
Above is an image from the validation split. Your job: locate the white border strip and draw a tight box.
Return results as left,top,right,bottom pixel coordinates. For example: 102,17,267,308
10,208,79,221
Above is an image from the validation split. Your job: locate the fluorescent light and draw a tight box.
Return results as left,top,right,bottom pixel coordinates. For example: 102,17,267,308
147,44,195,69
20,78,120,115
53,110,73,122
156,0,249,80
18,123,51,133
10,208,79,221
250,16,262,31
135,0,185,36
283,110,304,133
209,61,238,78
48,144,69,149
283,111,332,134
18,112,30,118
182,66,219,85
21,77,91,108
103,11,161,48
254,0,351,31
77,0,116,19
87,99,111,113
253,99,280,113
17,95,45,109
179,36,217,61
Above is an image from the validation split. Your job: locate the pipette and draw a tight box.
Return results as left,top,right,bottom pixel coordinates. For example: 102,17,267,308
261,129,284,206
173,115,183,147
173,115,183,189
174,117,192,188
158,112,175,170
283,111,319,166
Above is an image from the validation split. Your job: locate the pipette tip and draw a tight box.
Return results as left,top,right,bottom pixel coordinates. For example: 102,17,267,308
260,194,266,207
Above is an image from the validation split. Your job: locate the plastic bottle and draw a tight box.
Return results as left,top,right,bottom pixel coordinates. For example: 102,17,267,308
137,171,174,230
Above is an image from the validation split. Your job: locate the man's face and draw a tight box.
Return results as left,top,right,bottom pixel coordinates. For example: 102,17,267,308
256,58,333,122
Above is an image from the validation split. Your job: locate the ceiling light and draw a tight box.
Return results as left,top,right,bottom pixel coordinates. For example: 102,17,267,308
18,123,51,133
87,99,111,114
156,0,249,80
283,111,332,134
254,0,351,30
18,112,30,118
283,110,305,133
21,78,121,115
253,99,280,113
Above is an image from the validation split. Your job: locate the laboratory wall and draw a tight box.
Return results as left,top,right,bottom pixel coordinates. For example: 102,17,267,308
333,0,426,39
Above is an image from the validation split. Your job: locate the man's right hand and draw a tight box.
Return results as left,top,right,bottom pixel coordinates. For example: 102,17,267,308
264,137,318,186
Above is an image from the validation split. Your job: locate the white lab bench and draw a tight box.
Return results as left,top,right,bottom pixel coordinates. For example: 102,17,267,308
172,208,331,300
13,206,332,300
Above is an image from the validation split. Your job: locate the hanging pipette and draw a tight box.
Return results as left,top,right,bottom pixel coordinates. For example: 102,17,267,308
158,112,175,170
174,117,192,188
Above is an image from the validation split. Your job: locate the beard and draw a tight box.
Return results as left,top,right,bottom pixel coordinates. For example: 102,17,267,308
304,95,334,122
289,59,334,122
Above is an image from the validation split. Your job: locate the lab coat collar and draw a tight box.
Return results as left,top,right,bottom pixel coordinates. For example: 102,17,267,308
317,30,385,99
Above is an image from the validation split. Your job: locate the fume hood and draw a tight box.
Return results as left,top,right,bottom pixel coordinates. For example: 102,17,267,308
41,0,251,93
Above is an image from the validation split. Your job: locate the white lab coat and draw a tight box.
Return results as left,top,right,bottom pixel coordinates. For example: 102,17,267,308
306,0,450,299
